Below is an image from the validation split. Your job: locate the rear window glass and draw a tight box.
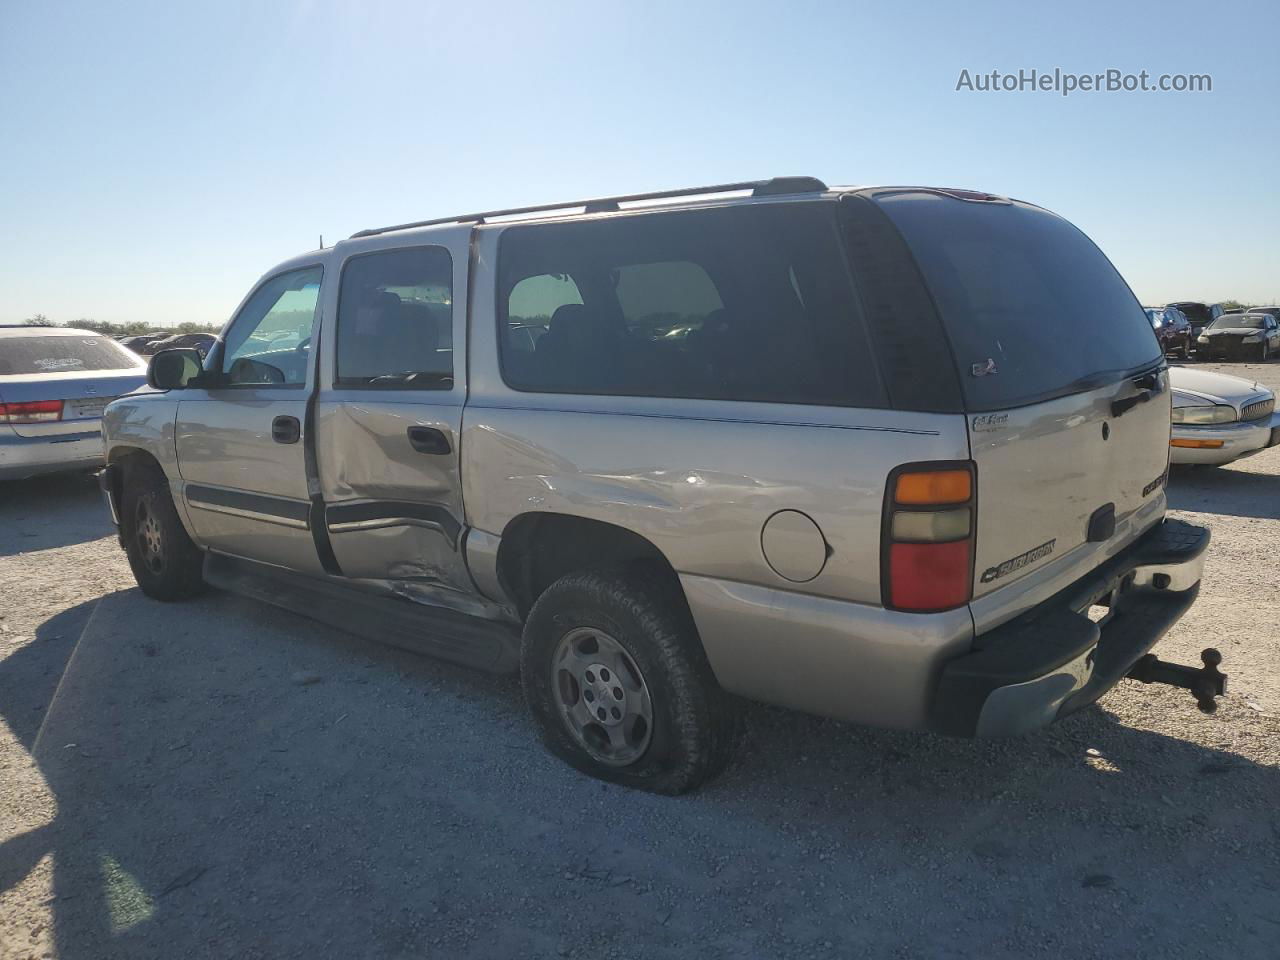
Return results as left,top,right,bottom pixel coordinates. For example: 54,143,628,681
875,194,1160,411
497,203,887,409
0,335,140,375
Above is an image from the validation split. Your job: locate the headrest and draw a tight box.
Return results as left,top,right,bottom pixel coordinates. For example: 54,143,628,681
550,303,590,336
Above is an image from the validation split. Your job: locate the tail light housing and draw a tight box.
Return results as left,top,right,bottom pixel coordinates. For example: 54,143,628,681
882,461,976,612
0,399,63,423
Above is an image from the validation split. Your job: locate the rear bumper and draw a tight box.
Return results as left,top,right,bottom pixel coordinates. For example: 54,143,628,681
929,519,1210,737
1169,412,1280,465
0,428,103,480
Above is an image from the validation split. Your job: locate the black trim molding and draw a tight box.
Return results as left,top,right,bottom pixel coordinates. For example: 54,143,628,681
325,501,461,545
185,484,312,525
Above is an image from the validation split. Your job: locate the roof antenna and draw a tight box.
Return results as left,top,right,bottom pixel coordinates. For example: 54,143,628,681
319,234,324,249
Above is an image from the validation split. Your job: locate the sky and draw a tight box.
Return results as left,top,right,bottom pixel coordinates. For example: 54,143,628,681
1,0,1277,328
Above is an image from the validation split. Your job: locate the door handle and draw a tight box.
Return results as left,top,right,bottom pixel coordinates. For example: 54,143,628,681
272,415,301,444
407,425,451,455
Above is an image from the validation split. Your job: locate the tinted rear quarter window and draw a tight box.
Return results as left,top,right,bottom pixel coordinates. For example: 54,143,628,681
0,335,140,375
874,193,1160,411
497,202,887,409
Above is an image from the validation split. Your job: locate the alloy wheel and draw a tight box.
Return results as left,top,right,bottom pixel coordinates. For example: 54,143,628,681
134,497,165,575
551,626,654,766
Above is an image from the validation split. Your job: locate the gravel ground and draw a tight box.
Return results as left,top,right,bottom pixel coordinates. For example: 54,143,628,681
2,361,1279,959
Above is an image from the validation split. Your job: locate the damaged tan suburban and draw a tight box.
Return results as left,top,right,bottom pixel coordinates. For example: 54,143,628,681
100,178,1220,793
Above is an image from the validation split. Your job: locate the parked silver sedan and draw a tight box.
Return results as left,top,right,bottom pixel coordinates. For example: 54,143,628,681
0,326,148,480
1170,366,1280,465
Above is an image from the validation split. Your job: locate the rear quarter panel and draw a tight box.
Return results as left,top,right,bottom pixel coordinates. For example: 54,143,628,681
463,228,971,606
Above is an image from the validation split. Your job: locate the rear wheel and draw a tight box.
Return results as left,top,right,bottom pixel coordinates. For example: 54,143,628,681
120,459,206,600
521,570,739,794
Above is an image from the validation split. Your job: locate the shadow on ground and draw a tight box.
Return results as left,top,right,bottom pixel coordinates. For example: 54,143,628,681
0,472,112,557
1167,463,1280,520
3,589,1278,959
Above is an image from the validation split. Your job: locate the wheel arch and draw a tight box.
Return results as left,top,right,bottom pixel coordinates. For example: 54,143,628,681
494,511,687,621
104,444,199,542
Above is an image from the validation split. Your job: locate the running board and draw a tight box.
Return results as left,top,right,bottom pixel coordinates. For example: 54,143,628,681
203,553,520,674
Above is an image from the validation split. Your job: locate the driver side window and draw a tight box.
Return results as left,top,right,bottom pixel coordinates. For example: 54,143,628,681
221,266,323,387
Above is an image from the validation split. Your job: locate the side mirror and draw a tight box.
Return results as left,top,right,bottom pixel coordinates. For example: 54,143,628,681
147,348,204,390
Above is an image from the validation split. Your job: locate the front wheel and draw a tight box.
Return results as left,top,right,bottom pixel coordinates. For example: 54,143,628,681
120,459,207,600
521,570,739,794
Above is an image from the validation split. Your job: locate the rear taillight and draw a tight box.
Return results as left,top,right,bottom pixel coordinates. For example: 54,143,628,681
883,462,976,612
0,400,63,424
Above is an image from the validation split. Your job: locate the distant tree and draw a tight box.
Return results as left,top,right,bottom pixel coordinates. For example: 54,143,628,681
23,313,54,326
72,318,115,335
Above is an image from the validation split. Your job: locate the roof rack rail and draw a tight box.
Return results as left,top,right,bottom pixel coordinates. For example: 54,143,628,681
349,176,828,239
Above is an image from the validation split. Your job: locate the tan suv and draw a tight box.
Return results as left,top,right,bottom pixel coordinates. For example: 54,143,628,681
101,177,1219,793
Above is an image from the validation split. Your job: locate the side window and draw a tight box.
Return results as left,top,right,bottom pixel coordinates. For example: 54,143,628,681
336,246,454,389
221,266,323,387
614,261,722,340
496,204,887,408
506,274,582,353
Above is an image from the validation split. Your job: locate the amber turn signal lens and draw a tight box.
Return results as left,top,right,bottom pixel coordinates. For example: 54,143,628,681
895,470,972,505
1170,438,1225,449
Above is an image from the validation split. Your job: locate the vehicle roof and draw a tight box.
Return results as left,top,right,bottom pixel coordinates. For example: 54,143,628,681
255,178,1034,286
0,326,108,339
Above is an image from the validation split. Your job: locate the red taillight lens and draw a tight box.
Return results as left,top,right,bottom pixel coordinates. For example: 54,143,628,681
888,541,972,611
883,462,976,613
0,399,63,423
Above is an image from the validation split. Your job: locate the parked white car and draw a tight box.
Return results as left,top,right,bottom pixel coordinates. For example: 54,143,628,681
1170,366,1280,465
1,326,148,480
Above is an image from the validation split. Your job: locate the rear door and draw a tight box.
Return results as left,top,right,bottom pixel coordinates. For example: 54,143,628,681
313,229,472,592
174,264,325,574
872,192,1169,623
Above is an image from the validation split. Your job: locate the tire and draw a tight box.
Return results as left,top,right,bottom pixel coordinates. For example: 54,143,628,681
1261,342,1270,363
119,458,207,601
521,569,739,794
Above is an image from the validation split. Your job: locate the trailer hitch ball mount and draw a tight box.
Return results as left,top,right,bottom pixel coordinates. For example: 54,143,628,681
1127,648,1227,714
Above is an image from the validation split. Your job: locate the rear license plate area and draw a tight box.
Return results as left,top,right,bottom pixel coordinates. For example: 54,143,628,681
69,397,113,418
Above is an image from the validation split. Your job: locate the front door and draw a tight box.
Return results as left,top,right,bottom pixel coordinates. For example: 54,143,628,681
313,234,471,592
175,263,326,574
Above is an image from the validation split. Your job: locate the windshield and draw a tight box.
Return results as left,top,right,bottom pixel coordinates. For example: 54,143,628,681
0,335,141,375
1145,309,1163,325
874,193,1161,411
1210,315,1264,329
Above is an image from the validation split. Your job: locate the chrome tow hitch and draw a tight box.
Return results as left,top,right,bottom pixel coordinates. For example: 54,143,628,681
1127,648,1227,713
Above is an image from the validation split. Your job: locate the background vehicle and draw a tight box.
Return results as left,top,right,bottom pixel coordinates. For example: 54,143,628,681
1,326,148,479
1166,301,1216,340
101,178,1213,793
1195,312,1280,360
1169,366,1280,465
119,334,164,354
1145,306,1192,357
148,332,216,357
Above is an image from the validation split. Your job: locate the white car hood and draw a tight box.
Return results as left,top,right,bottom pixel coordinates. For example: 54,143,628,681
1169,366,1269,406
